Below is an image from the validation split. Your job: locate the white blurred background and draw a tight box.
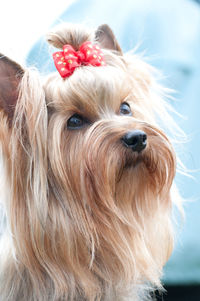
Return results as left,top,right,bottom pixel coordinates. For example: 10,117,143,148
0,0,74,63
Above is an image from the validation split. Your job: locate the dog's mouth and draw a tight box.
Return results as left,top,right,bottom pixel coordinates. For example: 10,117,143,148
116,150,145,184
121,126,174,172
125,148,159,173
123,152,144,169
118,126,162,174
115,129,176,197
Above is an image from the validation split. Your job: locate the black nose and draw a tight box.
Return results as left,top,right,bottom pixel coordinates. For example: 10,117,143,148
122,130,147,152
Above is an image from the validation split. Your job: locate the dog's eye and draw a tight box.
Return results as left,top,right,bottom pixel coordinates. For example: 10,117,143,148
119,102,132,116
67,114,88,129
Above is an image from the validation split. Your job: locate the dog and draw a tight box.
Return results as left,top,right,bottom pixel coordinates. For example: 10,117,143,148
0,23,178,300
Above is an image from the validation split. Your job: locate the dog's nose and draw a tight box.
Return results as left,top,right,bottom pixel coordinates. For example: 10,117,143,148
122,130,147,152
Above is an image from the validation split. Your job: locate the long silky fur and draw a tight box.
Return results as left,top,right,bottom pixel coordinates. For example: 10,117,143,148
0,23,180,301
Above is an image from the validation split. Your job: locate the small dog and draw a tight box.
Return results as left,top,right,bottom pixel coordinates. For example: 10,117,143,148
0,23,178,301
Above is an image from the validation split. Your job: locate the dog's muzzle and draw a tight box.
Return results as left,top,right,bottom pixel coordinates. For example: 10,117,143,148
122,130,147,152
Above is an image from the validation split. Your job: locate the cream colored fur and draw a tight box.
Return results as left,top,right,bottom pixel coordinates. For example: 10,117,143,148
0,23,181,301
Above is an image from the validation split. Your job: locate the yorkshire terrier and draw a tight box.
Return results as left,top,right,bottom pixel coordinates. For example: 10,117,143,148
0,23,178,301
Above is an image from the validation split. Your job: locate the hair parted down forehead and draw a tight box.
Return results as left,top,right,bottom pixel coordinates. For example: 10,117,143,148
45,23,178,133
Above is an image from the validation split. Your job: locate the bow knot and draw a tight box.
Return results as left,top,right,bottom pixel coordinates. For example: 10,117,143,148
53,41,106,78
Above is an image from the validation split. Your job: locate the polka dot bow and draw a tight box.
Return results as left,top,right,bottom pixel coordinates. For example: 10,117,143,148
53,41,106,78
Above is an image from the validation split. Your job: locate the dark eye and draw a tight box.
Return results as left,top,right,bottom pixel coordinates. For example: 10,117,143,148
67,114,88,130
119,102,132,116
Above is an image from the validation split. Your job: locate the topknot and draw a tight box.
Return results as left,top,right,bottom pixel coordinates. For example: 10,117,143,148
46,23,94,51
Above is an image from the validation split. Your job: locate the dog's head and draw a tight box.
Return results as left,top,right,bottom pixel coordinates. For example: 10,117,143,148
0,24,176,300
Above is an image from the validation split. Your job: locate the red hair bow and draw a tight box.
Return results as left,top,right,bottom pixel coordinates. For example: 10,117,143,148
53,41,106,78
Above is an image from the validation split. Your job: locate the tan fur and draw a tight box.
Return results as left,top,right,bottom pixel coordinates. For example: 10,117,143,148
0,23,179,301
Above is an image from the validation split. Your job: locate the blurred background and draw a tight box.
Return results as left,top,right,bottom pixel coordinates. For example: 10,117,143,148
1,0,200,300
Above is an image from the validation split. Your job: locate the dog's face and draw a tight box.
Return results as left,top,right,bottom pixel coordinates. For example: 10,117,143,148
0,24,176,300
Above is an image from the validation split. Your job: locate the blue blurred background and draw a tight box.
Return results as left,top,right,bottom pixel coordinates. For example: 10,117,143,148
27,0,200,299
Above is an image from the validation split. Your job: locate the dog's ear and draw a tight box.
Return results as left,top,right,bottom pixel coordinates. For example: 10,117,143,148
0,54,24,120
95,24,123,54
